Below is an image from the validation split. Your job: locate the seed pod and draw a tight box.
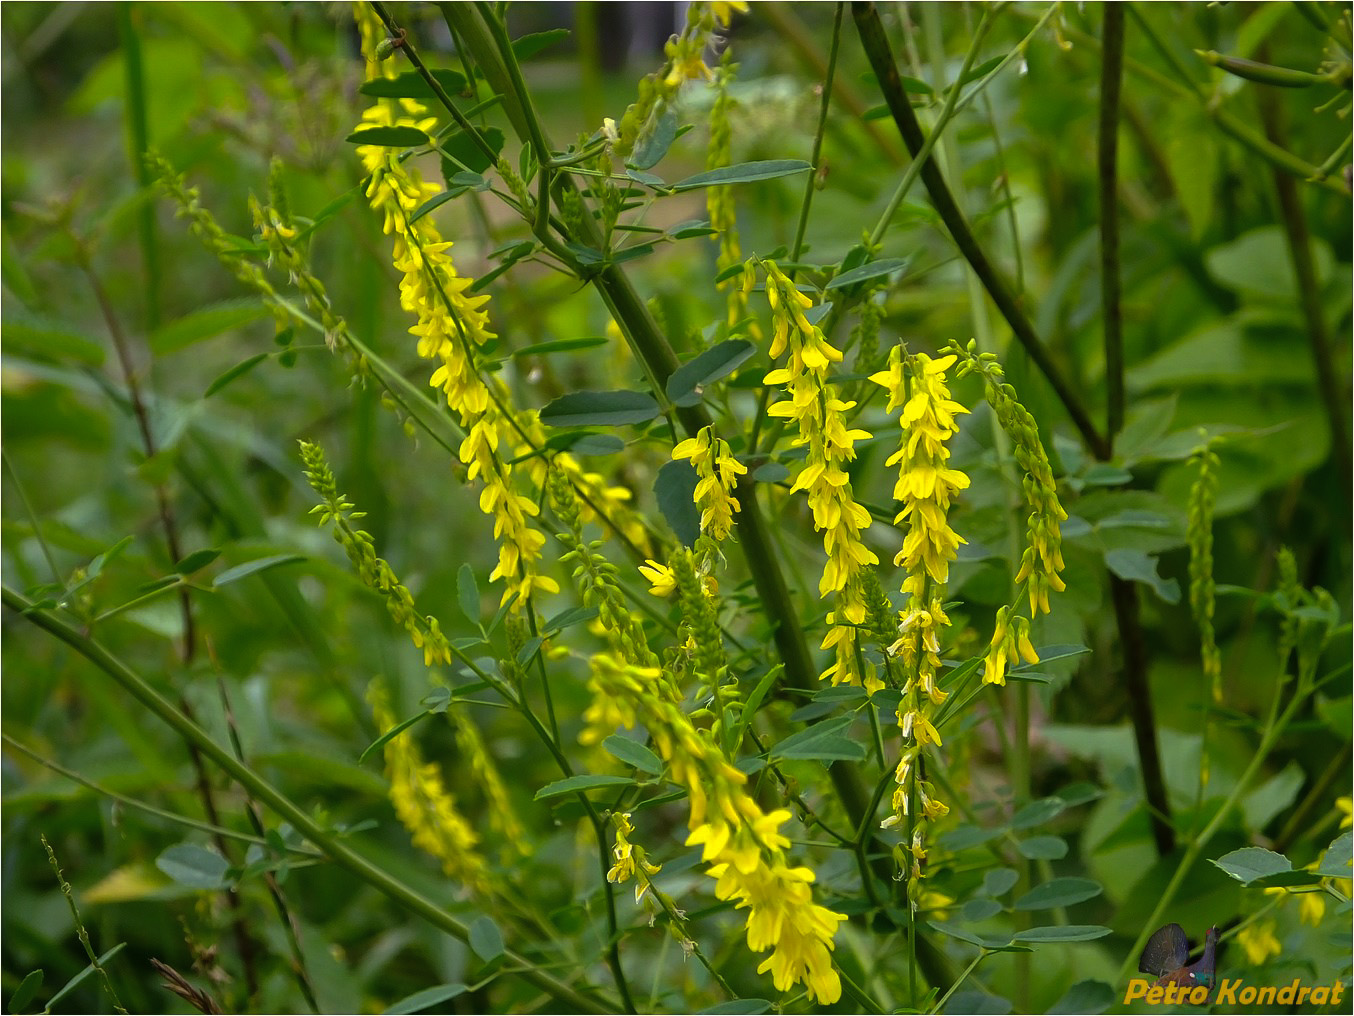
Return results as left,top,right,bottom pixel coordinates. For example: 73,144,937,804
1195,49,1329,88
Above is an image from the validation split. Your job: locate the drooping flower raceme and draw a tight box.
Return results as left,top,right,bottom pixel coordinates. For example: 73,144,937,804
755,260,879,690
355,8,556,610
369,683,490,895
589,653,846,1004
870,349,968,897
950,342,1068,684
673,425,746,542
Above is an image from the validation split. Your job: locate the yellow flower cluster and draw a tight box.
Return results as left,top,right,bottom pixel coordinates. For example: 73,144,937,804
606,812,663,903
355,10,556,610
589,652,845,1004
753,260,878,690
869,349,967,886
450,710,530,859
949,342,1068,683
369,683,489,895
673,426,746,542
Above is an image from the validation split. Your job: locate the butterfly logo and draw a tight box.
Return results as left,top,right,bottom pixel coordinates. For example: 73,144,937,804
1138,923,1219,994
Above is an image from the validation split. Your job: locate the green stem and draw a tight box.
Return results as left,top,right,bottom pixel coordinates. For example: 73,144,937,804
3,586,618,1016
1258,84,1353,501
3,732,318,855
1099,4,1126,444
931,949,987,1015
851,1,1111,459
118,2,160,330
1114,673,1306,984
790,3,844,264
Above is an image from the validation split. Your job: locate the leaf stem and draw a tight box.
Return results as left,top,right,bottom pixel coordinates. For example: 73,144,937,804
3,586,619,1016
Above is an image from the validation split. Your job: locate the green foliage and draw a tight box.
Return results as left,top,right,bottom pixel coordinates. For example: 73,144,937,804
2,2,1350,1014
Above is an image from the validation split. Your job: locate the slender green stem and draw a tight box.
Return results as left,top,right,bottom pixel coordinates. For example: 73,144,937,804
117,2,160,330
1258,84,1353,500
931,949,987,1014
868,3,1005,249
2,450,62,586
790,2,843,264
3,586,618,1016
44,835,128,1014
852,1,1111,458
1114,674,1307,984
3,732,318,854
1099,4,1126,443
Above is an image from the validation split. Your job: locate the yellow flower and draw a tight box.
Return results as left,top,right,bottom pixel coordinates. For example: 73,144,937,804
639,560,677,597
1237,920,1282,965
369,684,488,894
710,1,749,26
607,813,662,900
673,426,746,541
589,653,845,1004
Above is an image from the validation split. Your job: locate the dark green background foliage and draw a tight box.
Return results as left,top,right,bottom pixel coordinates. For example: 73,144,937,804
2,3,1350,1014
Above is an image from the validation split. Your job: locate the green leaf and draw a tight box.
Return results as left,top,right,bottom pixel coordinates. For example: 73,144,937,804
1104,548,1181,604
512,28,569,60
150,299,270,354
204,352,270,397
385,983,469,1015
174,548,220,575
439,125,504,176
468,914,504,963
534,774,636,800
212,554,304,588
666,339,757,407
457,563,480,623
1014,877,1103,910
8,969,43,1015
1211,846,1296,885
1011,797,1067,829
515,636,544,667
669,220,717,239
539,390,660,428
1316,831,1352,877
982,868,1020,897
156,843,230,889
1206,225,1332,300
825,257,910,290
43,944,126,1013
3,314,105,366
513,336,609,357
671,160,813,192
770,716,867,763
628,108,680,170
543,605,599,634
928,920,1012,949
698,1001,772,1015
359,68,468,99
1013,925,1112,943
962,899,1004,921
731,664,783,751
1017,836,1069,860
1050,980,1115,1015
345,125,429,147
655,459,701,547
358,710,431,765
603,735,663,776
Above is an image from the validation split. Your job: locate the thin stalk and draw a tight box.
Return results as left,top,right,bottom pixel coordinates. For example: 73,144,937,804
1273,743,1352,854
3,586,618,1016
851,1,1111,459
790,3,844,264
1258,83,1353,501
1115,675,1308,984
2,450,62,585
117,3,160,329
3,732,318,854
758,2,910,166
1110,575,1176,855
1099,4,1126,443
44,835,127,1014
214,675,320,1013
931,949,987,1014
